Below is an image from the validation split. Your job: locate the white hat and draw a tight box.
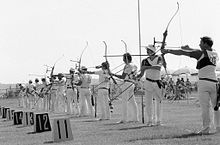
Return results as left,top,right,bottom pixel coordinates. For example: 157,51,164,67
81,66,87,70
69,67,75,72
146,45,156,53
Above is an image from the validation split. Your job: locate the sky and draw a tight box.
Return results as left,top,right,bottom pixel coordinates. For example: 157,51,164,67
0,0,220,84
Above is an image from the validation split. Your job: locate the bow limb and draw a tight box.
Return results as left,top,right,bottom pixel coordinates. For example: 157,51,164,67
46,54,64,95
49,54,64,79
121,40,127,53
103,41,108,63
78,41,88,71
50,65,55,79
43,62,55,97
103,41,118,85
121,40,129,64
165,2,179,31
161,2,179,74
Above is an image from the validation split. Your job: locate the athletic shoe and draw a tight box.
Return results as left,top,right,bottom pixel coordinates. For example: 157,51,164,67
98,118,110,121
146,121,153,127
117,120,126,124
197,127,210,135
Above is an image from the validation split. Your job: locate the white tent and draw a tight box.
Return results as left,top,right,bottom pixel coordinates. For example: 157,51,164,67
172,66,198,76
216,63,220,71
161,68,174,76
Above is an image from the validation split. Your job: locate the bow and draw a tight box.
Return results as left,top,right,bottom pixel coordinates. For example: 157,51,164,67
32,55,64,109
104,41,121,111
103,41,118,85
41,63,55,98
121,40,128,64
44,55,64,95
159,2,179,74
78,41,88,72
121,40,127,53
32,63,55,108
70,72,77,94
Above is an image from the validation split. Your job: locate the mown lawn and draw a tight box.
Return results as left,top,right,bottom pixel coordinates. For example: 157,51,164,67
0,94,219,145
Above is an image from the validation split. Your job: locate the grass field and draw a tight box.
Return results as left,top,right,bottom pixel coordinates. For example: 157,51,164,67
0,94,220,145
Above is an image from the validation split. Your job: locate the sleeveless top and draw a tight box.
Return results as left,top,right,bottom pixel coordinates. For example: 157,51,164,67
190,49,218,80
142,55,162,80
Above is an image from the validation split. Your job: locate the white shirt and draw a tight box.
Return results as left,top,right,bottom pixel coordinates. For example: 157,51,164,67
94,69,110,88
124,63,137,81
65,74,79,88
80,74,92,88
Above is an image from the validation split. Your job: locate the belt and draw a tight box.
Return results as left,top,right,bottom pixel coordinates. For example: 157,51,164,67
146,78,158,82
98,87,109,90
146,78,165,89
81,87,90,89
199,78,218,83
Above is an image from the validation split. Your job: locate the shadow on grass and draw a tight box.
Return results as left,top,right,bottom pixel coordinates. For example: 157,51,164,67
103,120,143,126
44,141,54,144
117,125,151,131
44,140,74,144
27,130,52,134
107,124,169,131
81,119,99,122
127,132,216,142
103,122,122,126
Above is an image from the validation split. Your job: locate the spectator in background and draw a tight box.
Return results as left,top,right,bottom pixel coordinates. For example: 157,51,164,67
185,78,192,95
180,78,185,86
180,78,186,97
176,78,181,86
168,78,175,94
